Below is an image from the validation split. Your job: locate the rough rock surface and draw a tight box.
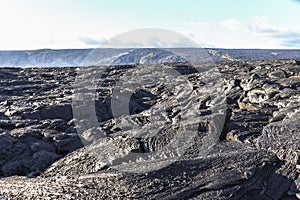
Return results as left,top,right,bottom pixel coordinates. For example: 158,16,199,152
0,68,82,178
0,59,299,199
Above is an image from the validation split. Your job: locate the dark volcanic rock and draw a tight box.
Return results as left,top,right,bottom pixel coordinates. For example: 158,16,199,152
40,104,73,121
0,141,297,199
0,59,299,199
257,111,300,165
0,67,79,178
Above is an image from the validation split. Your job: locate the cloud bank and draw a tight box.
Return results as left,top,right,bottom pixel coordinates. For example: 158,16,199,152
251,16,300,48
219,16,300,48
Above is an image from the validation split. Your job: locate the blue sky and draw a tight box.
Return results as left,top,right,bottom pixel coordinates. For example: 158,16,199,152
0,0,300,50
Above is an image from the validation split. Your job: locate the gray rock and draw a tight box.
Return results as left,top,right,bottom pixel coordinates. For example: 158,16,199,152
1,159,32,176
0,120,15,130
40,104,73,121
257,111,300,165
0,133,17,166
29,141,56,153
54,134,83,154
287,65,300,75
0,112,9,120
30,151,62,172
269,69,287,79
21,110,40,120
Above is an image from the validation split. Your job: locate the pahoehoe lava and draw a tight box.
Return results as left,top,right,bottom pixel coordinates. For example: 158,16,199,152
0,59,299,199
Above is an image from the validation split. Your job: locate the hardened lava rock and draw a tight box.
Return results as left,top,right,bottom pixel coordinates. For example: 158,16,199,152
0,59,299,199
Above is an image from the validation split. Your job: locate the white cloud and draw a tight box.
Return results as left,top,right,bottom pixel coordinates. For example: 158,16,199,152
221,18,243,31
213,17,282,48
249,16,300,48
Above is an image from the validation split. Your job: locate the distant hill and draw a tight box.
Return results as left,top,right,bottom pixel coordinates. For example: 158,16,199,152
0,48,300,67
0,49,91,67
207,48,300,62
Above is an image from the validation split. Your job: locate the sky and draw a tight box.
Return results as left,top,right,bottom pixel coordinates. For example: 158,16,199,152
0,0,300,50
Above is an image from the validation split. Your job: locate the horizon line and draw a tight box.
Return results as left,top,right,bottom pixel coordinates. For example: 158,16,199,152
1,47,300,52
